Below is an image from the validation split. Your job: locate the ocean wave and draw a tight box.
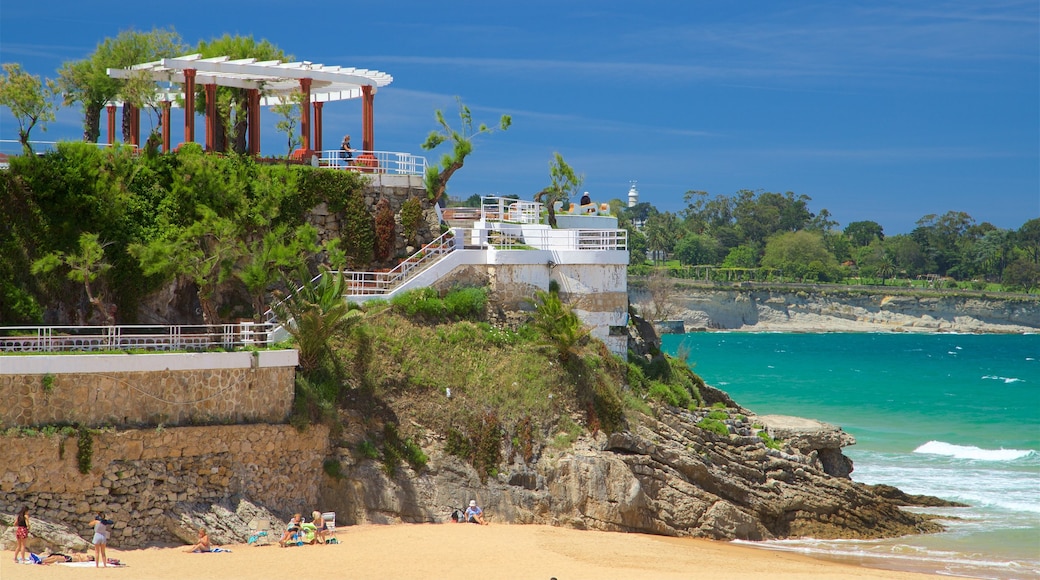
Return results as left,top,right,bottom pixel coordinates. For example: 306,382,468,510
736,538,1040,579
981,375,1024,384
914,440,1035,462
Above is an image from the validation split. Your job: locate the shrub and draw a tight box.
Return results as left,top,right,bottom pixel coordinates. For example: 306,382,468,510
697,417,730,437
400,196,424,244
390,287,444,319
442,287,487,319
757,430,782,450
357,440,379,460
76,427,93,474
374,199,396,261
322,458,344,479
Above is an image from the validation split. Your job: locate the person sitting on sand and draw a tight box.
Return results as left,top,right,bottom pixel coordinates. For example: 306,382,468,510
465,500,487,525
278,513,302,547
310,511,328,545
185,527,212,553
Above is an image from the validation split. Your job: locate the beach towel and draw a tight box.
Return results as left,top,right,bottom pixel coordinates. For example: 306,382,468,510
60,558,126,567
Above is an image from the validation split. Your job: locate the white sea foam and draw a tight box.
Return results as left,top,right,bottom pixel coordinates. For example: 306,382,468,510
914,441,1035,462
981,375,1023,384
735,538,1040,579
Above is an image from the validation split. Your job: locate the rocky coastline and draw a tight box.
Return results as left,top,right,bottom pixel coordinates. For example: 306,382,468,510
631,283,1040,334
0,383,962,552
0,295,978,552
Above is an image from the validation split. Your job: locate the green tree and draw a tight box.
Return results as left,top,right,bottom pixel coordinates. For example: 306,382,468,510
721,245,758,269
1003,257,1040,292
0,63,58,154
912,211,975,277
855,240,894,285
195,34,287,153
643,212,682,264
761,231,838,282
884,234,928,278
673,233,720,266
56,57,118,143
732,190,814,245
1016,218,1040,264
237,224,318,321
31,232,115,324
272,89,304,155
94,28,185,143
131,206,242,325
421,97,511,203
534,152,583,228
844,220,884,247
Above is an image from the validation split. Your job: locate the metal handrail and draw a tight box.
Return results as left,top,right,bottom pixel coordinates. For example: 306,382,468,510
318,149,428,175
336,229,459,296
0,322,275,353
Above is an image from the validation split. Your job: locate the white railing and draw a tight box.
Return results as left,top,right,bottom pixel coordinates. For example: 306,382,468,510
480,196,543,224
318,149,428,175
337,229,459,296
0,323,275,353
484,227,628,251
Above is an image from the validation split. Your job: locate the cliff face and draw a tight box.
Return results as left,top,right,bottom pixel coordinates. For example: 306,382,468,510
631,286,1040,333
2,403,951,551
317,406,946,541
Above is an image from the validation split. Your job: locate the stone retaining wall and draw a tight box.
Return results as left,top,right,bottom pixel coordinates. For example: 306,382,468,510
0,351,297,428
0,424,329,548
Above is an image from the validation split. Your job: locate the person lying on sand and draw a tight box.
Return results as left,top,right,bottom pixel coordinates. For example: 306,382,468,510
40,552,95,565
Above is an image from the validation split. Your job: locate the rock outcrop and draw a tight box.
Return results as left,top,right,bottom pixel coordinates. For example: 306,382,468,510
317,405,950,542
1,402,955,550
630,285,1040,333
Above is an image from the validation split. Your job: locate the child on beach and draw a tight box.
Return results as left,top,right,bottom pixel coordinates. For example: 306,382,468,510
14,506,30,564
89,512,113,567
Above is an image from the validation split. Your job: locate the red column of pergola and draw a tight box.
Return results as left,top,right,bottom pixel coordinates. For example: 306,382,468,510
313,101,324,154
110,68,375,158
183,69,196,144
362,85,374,152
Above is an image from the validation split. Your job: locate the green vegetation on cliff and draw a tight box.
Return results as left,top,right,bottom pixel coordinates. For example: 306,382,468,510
0,142,369,324
288,286,703,480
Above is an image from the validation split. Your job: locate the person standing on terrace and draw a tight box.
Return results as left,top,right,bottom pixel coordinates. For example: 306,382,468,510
340,135,354,167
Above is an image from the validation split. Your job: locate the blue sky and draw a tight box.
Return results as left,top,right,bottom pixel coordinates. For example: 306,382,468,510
1,0,1037,234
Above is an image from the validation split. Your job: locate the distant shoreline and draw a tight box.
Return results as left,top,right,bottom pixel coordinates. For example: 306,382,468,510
631,281,1040,335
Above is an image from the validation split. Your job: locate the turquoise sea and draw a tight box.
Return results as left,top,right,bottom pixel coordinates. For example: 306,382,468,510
661,333,1040,579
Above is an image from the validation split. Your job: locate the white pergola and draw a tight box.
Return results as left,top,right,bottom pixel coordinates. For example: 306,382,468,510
107,54,393,155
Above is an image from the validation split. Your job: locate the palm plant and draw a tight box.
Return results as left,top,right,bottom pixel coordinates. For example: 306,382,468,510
274,269,362,373
529,285,588,363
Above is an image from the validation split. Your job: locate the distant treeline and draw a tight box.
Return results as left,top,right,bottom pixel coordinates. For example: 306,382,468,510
609,190,1039,291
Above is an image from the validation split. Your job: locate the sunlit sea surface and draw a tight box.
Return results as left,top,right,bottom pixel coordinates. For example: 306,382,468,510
662,333,1039,579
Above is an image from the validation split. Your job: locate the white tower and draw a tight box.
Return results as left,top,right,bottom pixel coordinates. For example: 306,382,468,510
627,181,639,207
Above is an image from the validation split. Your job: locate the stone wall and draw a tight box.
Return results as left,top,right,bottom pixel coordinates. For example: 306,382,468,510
307,182,440,261
0,352,297,429
0,424,329,548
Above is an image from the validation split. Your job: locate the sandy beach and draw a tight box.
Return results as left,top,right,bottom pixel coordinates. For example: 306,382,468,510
3,523,940,579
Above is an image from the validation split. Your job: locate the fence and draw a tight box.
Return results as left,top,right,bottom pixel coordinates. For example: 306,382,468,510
0,322,274,353
318,149,428,175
